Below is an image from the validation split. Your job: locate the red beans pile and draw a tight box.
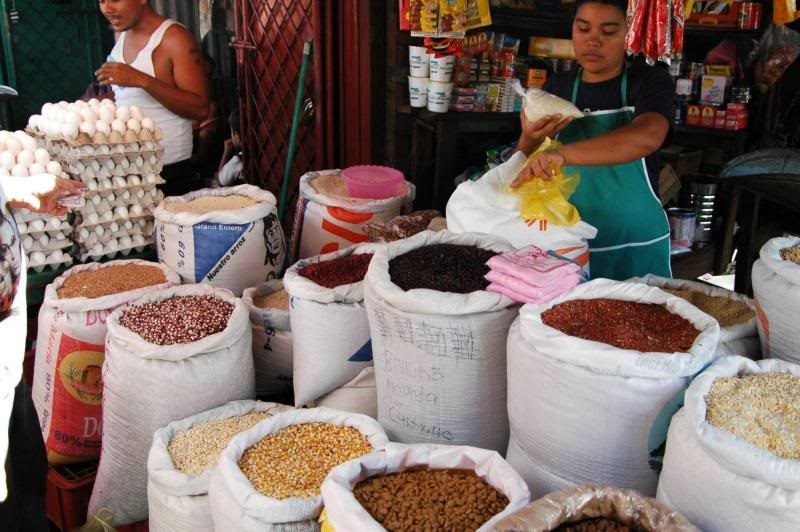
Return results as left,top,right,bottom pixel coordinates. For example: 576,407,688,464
555,518,637,532
120,295,234,345
299,253,373,288
542,298,700,353
389,244,497,294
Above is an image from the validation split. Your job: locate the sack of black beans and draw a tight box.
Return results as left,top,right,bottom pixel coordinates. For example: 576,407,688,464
87,284,255,526
154,184,286,296
32,260,180,465
242,280,293,398
284,244,378,407
630,274,759,359
208,407,389,532
493,484,698,531
147,400,293,532
751,236,800,364
321,442,531,531
506,279,720,498
364,230,519,452
657,356,800,532
309,367,377,419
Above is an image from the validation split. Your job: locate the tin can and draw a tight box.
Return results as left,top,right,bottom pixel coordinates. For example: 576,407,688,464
667,208,696,248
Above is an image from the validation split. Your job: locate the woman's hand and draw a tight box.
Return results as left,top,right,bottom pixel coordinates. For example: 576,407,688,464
511,149,567,188
95,62,148,88
7,175,86,216
517,110,573,155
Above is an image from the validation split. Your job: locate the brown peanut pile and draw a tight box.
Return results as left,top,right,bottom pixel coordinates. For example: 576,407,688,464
663,288,755,327
354,469,509,532
58,264,166,299
555,518,640,532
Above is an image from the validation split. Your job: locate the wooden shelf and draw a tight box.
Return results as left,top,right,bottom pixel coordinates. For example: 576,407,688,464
684,26,764,40
674,124,748,139
490,7,572,38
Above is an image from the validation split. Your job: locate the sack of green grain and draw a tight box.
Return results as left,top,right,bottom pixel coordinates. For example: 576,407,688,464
309,367,377,419
32,260,180,465
242,281,293,398
208,407,389,532
657,356,800,532
147,400,293,532
154,185,286,296
630,274,759,359
751,236,800,364
87,284,255,526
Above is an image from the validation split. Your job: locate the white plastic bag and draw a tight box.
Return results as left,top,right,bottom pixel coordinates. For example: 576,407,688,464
506,279,720,498
310,367,377,419
321,443,531,531
32,260,180,464
513,80,585,123
657,356,800,532
365,230,519,453
154,184,286,296
751,236,800,363
87,284,255,526
209,407,389,532
147,400,293,532
446,152,596,276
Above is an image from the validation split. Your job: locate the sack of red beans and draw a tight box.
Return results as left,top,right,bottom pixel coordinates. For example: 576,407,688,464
505,279,721,498
284,244,379,408
493,484,697,531
87,284,256,526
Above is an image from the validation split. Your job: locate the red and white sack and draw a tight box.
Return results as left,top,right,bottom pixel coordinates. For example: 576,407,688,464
32,260,179,464
290,170,414,261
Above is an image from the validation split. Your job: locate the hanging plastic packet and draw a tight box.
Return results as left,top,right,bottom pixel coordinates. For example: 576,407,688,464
752,24,800,93
512,80,584,123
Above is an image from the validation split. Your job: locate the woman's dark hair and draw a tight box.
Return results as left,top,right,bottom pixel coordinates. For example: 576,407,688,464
575,0,628,15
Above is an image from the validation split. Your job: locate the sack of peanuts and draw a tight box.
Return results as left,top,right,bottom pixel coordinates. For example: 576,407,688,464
321,442,531,531
147,400,293,532
446,152,597,277
506,279,720,498
154,184,286,296
751,236,800,364
208,407,389,531
87,284,255,526
630,274,759,359
365,230,519,453
657,356,800,532
493,484,698,531
284,244,378,408
309,367,377,419
290,169,415,261
242,280,293,398
32,260,180,464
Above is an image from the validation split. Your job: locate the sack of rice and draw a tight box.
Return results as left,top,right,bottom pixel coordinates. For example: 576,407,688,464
32,260,180,464
154,184,286,296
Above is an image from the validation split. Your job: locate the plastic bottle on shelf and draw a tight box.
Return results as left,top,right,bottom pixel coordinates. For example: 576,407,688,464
673,78,694,125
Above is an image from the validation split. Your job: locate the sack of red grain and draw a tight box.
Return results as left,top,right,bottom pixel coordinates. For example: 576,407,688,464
506,279,720,497
32,260,180,464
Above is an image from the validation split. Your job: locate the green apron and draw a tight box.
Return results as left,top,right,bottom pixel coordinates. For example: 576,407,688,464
558,68,672,280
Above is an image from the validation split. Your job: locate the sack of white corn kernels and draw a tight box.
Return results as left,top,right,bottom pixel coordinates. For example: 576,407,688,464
242,280,293,398
87,284,255,526
320,442,531,531
154,184,286,296
209,407,389,532
630,274,760,359
147,400,293,532
493,484,698,531
657,356,800,532
309,367,377,419
751,236,800,363
32,260,180,464
365,230,519,453
284,244,377,407
506,279,720,498
290,169,414,261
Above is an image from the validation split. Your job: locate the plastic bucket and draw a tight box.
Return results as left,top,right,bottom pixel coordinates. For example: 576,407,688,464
429,55,455,82
409,46,430,78
427,81,454,113
408,76,429,108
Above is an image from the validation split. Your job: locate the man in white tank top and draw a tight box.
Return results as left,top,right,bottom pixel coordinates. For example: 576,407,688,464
96,0,210,197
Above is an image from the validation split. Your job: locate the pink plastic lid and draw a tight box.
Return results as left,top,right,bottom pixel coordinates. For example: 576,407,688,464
342,165,406,199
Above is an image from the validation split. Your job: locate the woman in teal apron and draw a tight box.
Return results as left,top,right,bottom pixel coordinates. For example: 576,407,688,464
513,0,673,280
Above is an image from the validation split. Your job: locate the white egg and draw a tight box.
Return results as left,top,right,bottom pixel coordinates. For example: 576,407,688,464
94,225,105,237
61,123,79,140
148,155,158,165
0,167,9,177
115,106,131,122
104,159,115,171
20,136,37,152
140,117,155,132
87,212,99,224
134,156,145,168
130,204,143,216
127,175,141,186
28,163,45,175
87,180,98,191
120,190,131,201
125,118,142,134
108,222,120,233
107,239,119,252
4,137,21,154
45,161,62,174
91,243,103,255
98,106,115,124
114,205,128,218
99,178,112,190
33,148,50,165
79,121,96,137
80,107,98,123
119,158,130,170
88,98,100,108
60,220,70,230
65,111,82,126
55,109,66,124
96,144,110,155
37,233,50,247
127,105,142,120
0,151,15,169
123,220,133,231
15,149,34,167
30,219,45,232
110,119,126,134
10,164,28,177
29,251,46,266
27,115,41,130
131,234,145,246
41,102,54,117
119,235,132,249
95,120,111,135
79,228,90,240
17,221,27,233
22,236,33,251
50,250,64,262
58,100,69,108
90,194,101,206
135,188,145,199
46,217,61,231
53,230,66,240
101,210,113,222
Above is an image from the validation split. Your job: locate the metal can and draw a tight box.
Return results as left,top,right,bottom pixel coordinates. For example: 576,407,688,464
667,208,697,248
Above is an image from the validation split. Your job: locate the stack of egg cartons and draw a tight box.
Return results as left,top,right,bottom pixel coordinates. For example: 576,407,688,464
0,130,74,272
27,98,165,261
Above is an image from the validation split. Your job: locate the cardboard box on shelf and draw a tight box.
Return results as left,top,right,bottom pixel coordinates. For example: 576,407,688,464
660,145,703,179
700,75,729,104
658,164,682,206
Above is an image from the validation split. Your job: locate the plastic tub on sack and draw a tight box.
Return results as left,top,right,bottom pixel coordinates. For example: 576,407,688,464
505,279,720,498
32,260,180,464
365,230,519,453
147,400,293,532
751,236,800,363
154,184,286,296
209,407,389,532
493,484,698,531
290,169,414,261
87,284,256,527
657,356,800,532
320,443,531,531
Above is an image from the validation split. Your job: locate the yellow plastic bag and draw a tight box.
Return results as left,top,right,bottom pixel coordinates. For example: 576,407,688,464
508,137,581,226
774,0,800,25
